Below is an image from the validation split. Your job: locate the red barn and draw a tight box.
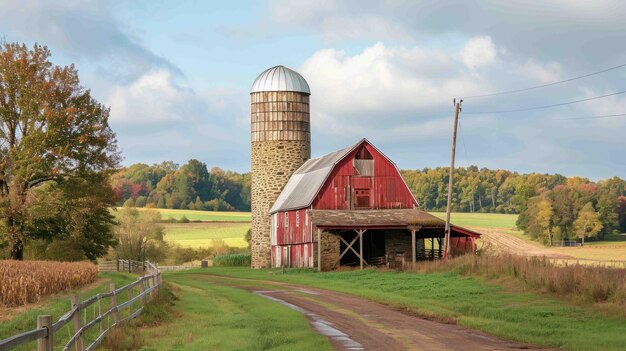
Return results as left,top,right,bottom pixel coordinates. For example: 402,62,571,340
269,139,480,270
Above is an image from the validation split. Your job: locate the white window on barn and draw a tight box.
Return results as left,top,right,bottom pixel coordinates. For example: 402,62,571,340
284,213,289,227
296,211,300,227
305,210,308,226
274,213,278,230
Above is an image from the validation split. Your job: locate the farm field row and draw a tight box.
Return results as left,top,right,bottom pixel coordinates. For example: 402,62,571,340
124,207,252,222
430,211,518,229
142,208,520,228
163,222,250,248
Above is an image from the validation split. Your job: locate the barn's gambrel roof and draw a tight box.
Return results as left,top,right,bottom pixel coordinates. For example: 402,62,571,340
270,138,418,213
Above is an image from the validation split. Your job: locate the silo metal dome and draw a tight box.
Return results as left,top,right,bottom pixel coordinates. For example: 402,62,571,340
250,65,310,94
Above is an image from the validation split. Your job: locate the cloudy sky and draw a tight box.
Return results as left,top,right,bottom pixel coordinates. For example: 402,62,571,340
1,0,625,180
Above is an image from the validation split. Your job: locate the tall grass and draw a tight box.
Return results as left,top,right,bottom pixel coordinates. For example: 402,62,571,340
0,260,98,306
212,253,251,267
414,254,626,308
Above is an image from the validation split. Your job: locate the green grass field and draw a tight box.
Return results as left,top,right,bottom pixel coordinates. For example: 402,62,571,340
131,207,251,222
430,212,518,229
192,267,626,351
136,274,331,351
163,222,250,248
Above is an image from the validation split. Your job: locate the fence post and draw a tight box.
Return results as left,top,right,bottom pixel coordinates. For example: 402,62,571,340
71,295,84,351
139,279,148,306
37,315,53,351
116,259,120,272
147,274,155,300
109,283,121,324
128,260,132,273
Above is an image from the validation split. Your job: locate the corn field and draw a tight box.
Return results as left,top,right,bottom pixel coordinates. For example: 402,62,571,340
0,260,99,306
212,253,251,267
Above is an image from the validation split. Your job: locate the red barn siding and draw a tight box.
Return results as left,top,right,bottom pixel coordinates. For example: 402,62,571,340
450,237,477,253
272,243,312,268
273,209,311,245
313,143,416,210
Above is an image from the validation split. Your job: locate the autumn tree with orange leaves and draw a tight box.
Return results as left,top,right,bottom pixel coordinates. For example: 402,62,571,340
0,43,120,260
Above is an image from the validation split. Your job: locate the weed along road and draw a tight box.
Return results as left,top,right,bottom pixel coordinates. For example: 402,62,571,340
191,274,548,351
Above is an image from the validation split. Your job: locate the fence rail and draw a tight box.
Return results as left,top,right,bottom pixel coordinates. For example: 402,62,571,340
552,240,582,247
0,260,161,351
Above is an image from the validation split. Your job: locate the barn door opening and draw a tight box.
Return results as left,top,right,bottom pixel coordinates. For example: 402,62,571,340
339,230,385,266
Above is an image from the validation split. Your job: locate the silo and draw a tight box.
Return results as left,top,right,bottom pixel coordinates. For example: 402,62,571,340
250,65,311,268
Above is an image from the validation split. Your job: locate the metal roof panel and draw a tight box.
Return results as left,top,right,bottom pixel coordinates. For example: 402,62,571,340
251,65,311,94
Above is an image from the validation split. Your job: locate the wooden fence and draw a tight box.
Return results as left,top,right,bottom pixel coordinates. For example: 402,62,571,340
0,260,161,351
98,259,149,273
552,240,583,247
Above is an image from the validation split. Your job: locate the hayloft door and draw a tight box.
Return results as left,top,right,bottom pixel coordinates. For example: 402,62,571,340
351,176,372,209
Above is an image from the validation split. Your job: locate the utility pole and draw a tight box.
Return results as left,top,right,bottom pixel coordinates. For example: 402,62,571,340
444,99,462,260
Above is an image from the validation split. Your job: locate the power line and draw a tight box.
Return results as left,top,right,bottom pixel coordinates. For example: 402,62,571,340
463,62,626,99
463,89,626,114
457,119,469,164
552,113,626,121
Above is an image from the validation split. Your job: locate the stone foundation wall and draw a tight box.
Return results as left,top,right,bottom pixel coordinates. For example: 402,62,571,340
385,230,424,263
385,230,412,262
313,231,340,271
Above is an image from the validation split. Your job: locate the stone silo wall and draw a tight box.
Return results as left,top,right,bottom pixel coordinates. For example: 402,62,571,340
250,91,311,268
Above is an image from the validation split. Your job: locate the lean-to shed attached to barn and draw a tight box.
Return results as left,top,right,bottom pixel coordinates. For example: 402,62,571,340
270,138,481,271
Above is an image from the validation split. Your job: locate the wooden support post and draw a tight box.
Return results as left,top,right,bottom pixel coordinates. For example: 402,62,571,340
116,259,120,272
71,295,84,351
438,238,442,258
431,238,434,259
109,283,120,324
317,228,322,272
37,315,52,351
411,229,416,267
357,229,365,270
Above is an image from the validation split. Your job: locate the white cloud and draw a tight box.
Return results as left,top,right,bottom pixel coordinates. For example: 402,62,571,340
299,40,485,128
105,70,251,168
460,36,497,69
107,70,200,125
521,60,562,83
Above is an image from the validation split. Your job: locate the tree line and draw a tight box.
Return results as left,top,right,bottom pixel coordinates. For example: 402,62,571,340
111,160,251,211
402,167,626,242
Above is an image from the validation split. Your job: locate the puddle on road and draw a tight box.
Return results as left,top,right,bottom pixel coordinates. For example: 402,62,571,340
254,291,363,351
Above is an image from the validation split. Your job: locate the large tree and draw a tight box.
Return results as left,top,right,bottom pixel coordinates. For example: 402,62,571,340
0,43,119,259
573,202,603,245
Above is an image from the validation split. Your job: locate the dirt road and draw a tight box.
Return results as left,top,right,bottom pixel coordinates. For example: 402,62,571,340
474,228,575,259
203,275,550,351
